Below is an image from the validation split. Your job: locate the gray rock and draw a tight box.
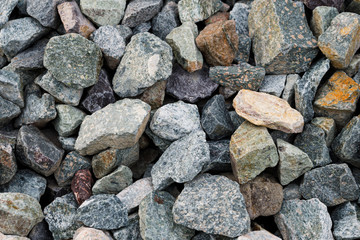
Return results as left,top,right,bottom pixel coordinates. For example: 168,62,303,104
145,124,173,152
58,136,76,151
311,117,336,147
139,191,195,240
229,3,250,36
331,202,360,240
43,33,102,89
53,104,86,137
0,70,24,107
274,199,333,240
294,58,330,123
300,163,359,206
203,140,231,173
0,96,21,126
0,0,18,28
344,54,360,77
28,220,54,240
229,111,245,130
133,21,152,35
201,95,234,140
283,183,301,200
0,130,17,149
76,194,128,230
310,6,339,38
178,0,222,23
115,25,133,42
150,100,201,141
90,26,126,70
122,0,163,27
75,99,150,155
173,174,251,237
152,1,180,40
112,213,142,240
27,0,63,28
0,143,16,185
191,233,216,240
113,32,172,98
281,74,299,104
0,17,48,59
234,34,251,63
0,169,46,201
259,75,286,97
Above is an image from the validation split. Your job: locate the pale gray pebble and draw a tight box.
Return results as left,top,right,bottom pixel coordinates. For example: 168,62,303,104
259,75,287,97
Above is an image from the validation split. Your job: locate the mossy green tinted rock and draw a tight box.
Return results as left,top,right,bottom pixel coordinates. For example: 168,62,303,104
44,33,102,89
178,0,222,23
53,104,86,137
92,165,133,194
310,6,338,38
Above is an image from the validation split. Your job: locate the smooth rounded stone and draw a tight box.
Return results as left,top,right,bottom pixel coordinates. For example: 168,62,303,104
73,227,113,240
81,69,115,113
152,1,180,40
237,230,281,240
310,6,339,38
281,74,299,104
0,193,44,236
0,169,46,201
344,54,360,77
283,183,301,200
121,0,162,27
113,32,172,98
233,90,304,133
229,111,245,130
54,151,91,187
300,163,359,206
202,140,231,173
173,174,250,237
311,117,336,147
0,143,16,185
53,104,86,137
209,63,265,91
248,0,318,74
75,99,150,155
150,100,201,141
71,169,94,205
58,136,76,151
140,80,167,110
80,0,126,26
0,96,21,127
201,95,234,140
240,174,283,220
90,26,125,70
314,71,360,127
0,17,48,59
259,75,286,97
92,144,139,179
331,202,360,240
151,130,210,190
166,22,203,72
57,1,96,38
16,125,64,177
44,193,81,240
28,220,53,240
132,21,151,35
0,0,18,28
112,213,141,240
196,20,238,66
274,198,333,240
277,139,313,186
0,70,24,108
166,64,218,103
27,0,63,28
332,115,360,168
44,33,102,90
92,165,133,195
301,0,344,10
178,0,222,23
76,194,128,230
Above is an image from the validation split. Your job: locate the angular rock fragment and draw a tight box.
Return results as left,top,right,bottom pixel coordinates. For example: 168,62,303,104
310,6,338,38
27,0,63,28
0,0,18,28
259,75,286,97
115,25,132,42
73,227,113,240
122,0,163,28
53,104,86,137
152,1,180,40
311,117,336,147
178,0,222,23
112,213,141,240
71,169,93,205
75,99,150,155
0,96,21,126
58,136,76,151
301,0,344,10
140,80,167,110
132,21,151,34
203,140,231,173
344,54,360,77
230,3,250,36
237,230,281,240
283,183,301,200
219,86,237,99
331,202,360,240
0,70,24,108
0,143,16,185
281,74,299,104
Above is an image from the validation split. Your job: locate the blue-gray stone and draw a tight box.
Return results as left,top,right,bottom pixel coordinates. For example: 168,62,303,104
152,1,180,40
331,202,360,240
112,213,142,240
0,96,21,126
27,0,63,28
259,75,286,97
229,111,245,130
0,70,24,108
0,0,18,28
178,0,222,23
58,136,76,151
122,0,163,28
115,25,133,42
53,104,86,137
283,183,301,200
133,21,152,35
229,3,249,36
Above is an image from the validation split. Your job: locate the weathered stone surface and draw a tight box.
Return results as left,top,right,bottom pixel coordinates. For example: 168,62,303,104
132,21,151,35
0,70,24,108
344,54,360,77
90,26,125,70
0,169,46,201
234,34,251,63
16,125,64,177
301,0,344,10
196,20,238,66
166,64,218,103
248,0,318,74
122,0,162,27
283,183,301,200
0,96,20,126
0,193,44,237
294,123,331,167
151,131,209,190
229,111,245,130
80,0,126,26
331,202,360,240
230,121,279,184
277,139,313,185
44,178,72,206
115,25,133,42
112,213,141,240
166,22,203,72
27,0,63,28
314,71,360,127
0,143,16,185
76,194,128,230
294,58,330,122
281,74,299,104
259,75,286,97
71,169,93,205
202,140,231,173
173,174,250,237
201,95,234,140
53,104,86,137
0,17,48,59
58,136,76,151
178,0,222,23
152,1,180,40
209,63,265,91
54,151,91,186
75,99,150,155
0,0,18,28
44,193,81,240
205,11,229,25
274,199,333,240
57,1,96,38
237,230,281,240
73,227,113,240
300,163,359,206
311,117,336,147
44,33,102,89
230,3,250,36
140,80,167,110
113,32,172,98
233,90,304,133
310,6,339,38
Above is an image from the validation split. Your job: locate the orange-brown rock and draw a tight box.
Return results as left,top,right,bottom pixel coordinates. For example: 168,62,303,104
233,89,304,133
196,20,238,66
71,169,93,205
205,12,230,25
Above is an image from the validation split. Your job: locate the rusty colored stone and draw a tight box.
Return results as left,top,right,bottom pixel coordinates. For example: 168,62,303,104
196,20,238,66
140,80,167,109
233,89,304,133
71,169,94,205
57,1,96,39
205,12,229,25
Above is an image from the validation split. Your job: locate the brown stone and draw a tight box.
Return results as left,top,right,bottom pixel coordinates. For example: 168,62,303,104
57,1,96,39
196,20,238,66
233,89,304,133
205,12,230,25
71,169,94,205
140,80,167,109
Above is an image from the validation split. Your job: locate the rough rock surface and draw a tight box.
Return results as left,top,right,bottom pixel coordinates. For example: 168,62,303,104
0,0,18,28
112,213,141,240
178,0,222,23
331,202,360,240
203,140,232,172
311,117,336,147
152,1,180,40
71,169,94,205
26,0,63,28
310,6,339,38
92,165,133,194
53,104,86,137
0,143,17,185
140,80,167,110
121,0,162,28
259,75,286,97
0,70,24,108
73,227,113,240
237,230,281,240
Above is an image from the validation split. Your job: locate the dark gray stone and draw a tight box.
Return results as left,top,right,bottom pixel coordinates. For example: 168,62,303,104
282,74,299,104
0,143,16,185
28,220,53,240
259,75,286,97
283,183,301,200
122,0,163,28
235,34,251,63
0,56,7,68
112,213,142,240
133,21,152,35
0,96,21,126
0,0,18,28
152,1,180,40
203,140,231,173
92,165,133,194
27,0,63,28
0,70,24,108
331,202,360,240
229,111,245,130
0,130,17,149
178,0,222,23
58,136,76,151
301,0,344,10
311,117,336,147
145,124,173,152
